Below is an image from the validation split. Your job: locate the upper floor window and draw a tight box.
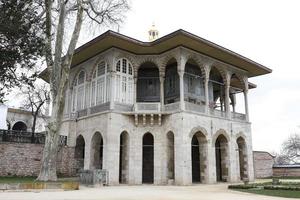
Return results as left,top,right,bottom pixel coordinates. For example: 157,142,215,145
72,70,86,111
91,61,110,106
115,58,133,104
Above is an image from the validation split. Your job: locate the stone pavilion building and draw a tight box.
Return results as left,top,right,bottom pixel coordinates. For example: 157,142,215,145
43,27,272,185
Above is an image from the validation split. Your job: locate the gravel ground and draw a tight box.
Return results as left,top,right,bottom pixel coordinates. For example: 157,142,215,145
0,183,289,200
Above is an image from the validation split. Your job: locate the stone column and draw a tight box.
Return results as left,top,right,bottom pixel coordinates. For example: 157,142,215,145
243,78,249,121
84,139,91,170
225,83,231,119
109,71,115,110
204,65,211,114
133,76,137,105
178,70,185,111
159,75,165,111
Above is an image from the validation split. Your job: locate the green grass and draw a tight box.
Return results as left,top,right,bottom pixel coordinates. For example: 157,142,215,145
0,176,37,183
234,188,300,198
0,176,78,184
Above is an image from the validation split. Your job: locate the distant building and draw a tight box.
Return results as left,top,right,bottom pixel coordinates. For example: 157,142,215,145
1,107,48,133
253,151,275,178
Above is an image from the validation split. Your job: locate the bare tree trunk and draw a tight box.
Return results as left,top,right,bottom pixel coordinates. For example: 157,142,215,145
37,0,84,181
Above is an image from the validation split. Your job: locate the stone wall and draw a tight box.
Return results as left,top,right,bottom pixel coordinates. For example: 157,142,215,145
0,142,78,177
273,166,300,177
253,151,275,178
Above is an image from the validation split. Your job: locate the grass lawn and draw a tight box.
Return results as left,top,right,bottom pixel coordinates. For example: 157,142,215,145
234,188,300,198
0,176,78,184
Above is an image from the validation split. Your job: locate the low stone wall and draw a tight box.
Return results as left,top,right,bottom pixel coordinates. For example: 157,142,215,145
273,167,300,177
0,142,78,177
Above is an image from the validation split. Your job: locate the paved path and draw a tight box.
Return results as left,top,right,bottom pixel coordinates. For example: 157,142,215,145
0,184,288,200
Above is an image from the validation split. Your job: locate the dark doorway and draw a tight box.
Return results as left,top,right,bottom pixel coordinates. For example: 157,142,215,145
142,133,154,183
91,132,103,169
12,121,27,131
191,135,201,183
75,135,85,172
215,134,228,182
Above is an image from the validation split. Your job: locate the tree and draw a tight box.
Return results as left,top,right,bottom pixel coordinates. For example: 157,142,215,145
281,133,300,164
21,84,50,142
275,133,300,165
37,0,129,181
0,0,45,102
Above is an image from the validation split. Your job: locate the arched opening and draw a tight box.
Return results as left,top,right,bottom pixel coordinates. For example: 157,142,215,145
230,74,245,114
209,67,225,111
164,58,179,104
191,131,207,183
137,62,160,102
184,59,204,105
237,137,248,180
119,131,129,184
142,132,154,183
75,135,85,172
215,134,229,182
12,121,27,131
166,131,175,181
91,132,103,169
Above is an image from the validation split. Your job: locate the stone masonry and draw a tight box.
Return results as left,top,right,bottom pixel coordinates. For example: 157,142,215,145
253,151,275,178
0,142,78,177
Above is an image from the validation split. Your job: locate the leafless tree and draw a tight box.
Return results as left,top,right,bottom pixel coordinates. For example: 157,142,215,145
22,84,50,142
38,0,130,181
281,133,300,164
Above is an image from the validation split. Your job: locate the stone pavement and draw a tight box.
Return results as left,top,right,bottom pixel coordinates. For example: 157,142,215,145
0,184,287,200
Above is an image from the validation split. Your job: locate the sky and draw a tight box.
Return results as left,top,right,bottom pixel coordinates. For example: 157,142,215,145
7,0,300,153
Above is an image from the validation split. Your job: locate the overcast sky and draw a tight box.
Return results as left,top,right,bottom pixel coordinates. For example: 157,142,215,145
7,0,300,153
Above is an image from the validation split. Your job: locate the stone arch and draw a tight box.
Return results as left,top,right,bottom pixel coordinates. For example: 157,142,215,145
214,133,229,182
189,126,208,139
236,136,248,180
12,121,27,131
185,54,206,75
142,132,154,183
212,129,230,145
136,56,160,71
191,131,208,183
119,131,130,184
166,131,175,181
75,135,85,172
160,53,179,69
90,132,104,169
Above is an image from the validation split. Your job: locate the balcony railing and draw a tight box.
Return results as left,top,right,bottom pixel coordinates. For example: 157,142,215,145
185,101,205,113
231,112,246,121
134,102,161,112
209,108,226,118
0,129,67,146
65,100,247,122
